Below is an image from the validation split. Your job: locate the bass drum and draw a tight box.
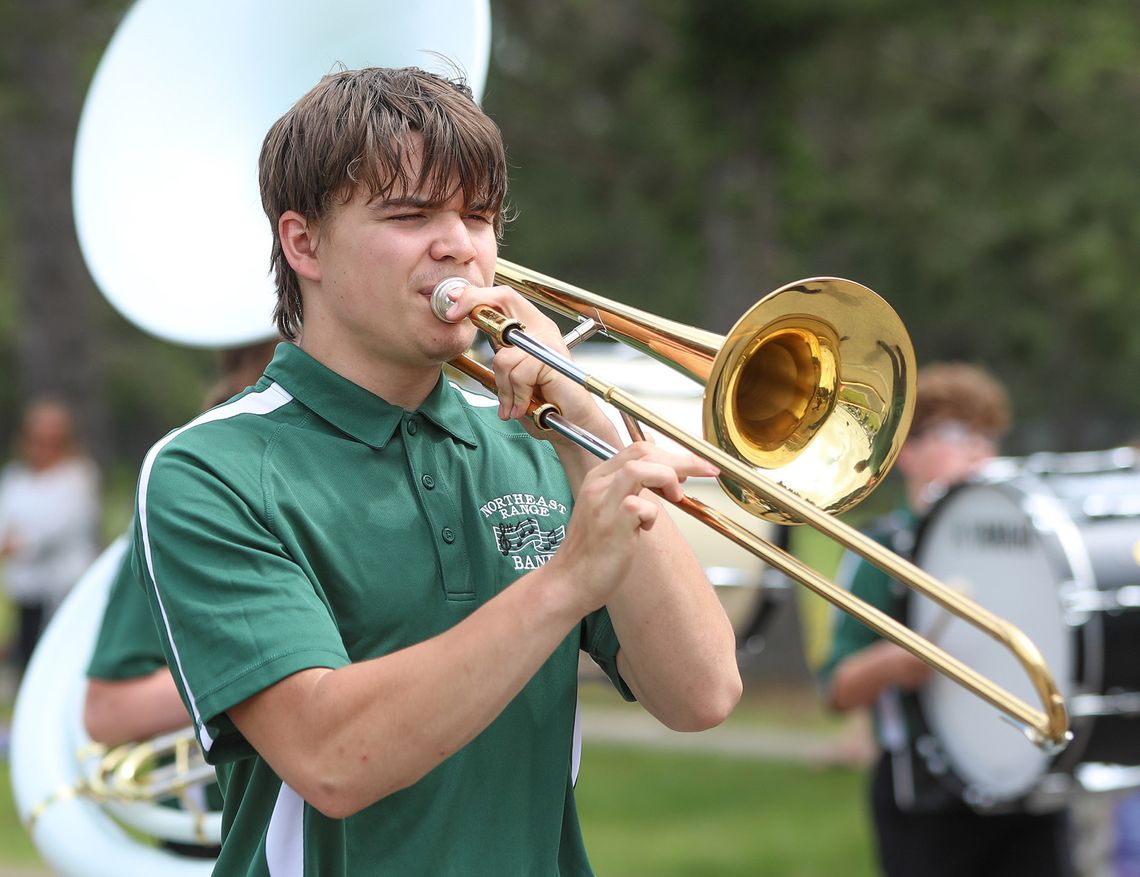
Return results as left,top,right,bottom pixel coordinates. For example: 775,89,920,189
909,447,1140,808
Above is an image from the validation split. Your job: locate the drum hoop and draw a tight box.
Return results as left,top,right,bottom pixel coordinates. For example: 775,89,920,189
1014,470,1107,773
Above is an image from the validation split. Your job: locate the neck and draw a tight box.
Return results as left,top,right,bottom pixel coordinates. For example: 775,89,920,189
299,337,442,410
368,366,443,411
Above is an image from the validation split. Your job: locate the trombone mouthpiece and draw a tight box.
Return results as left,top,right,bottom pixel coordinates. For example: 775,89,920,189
431,277,469,323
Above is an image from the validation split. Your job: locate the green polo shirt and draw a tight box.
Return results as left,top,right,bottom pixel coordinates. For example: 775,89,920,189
86,531,228,829
87,532,166,681
133,342,628,876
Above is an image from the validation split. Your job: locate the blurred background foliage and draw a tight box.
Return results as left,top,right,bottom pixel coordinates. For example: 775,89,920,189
0,0,1139,519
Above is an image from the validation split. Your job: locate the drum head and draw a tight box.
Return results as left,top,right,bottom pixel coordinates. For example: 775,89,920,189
911,480,1073,804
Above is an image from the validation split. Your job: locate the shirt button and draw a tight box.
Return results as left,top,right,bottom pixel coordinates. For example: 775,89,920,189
406,418,418,435
421,474,435,490
442,527,456,544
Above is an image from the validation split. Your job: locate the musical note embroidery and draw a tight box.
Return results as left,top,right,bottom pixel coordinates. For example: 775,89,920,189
493,518,566,570
494,517,566,554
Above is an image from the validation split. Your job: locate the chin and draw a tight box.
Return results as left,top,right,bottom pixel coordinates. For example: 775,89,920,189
426,326,479,364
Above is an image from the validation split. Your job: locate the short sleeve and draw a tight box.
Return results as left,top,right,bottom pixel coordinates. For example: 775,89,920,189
86,534,166,681
136,440,351,763
581,607,635,702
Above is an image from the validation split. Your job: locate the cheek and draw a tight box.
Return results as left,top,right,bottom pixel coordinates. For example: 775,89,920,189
474,231,499,280
459,321,480,348
933,447,985,483
903,444,948,482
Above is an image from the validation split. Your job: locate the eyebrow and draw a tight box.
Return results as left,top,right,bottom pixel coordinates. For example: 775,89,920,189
369,194,497,215
369,195,435,210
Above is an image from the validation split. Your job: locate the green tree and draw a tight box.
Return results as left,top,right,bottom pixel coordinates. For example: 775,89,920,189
489,0,1140,451
781,4,1140,449
0,0,213,474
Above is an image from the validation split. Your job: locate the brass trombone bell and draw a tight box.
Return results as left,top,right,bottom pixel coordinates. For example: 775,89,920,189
491,261,915,523
705,278,912,522
435,263,1070,751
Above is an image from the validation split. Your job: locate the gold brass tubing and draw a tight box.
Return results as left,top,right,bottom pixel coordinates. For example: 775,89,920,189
98,728,215,802
495,260,721,385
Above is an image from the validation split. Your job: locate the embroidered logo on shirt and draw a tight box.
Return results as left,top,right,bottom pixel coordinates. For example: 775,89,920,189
480,492,568,570
495,517,566,552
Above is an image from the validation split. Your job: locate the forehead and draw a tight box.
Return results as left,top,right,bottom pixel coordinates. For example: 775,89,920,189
24,408,71,440
349,130,498,212
373,135,441,198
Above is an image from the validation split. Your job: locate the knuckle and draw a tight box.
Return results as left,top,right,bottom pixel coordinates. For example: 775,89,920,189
628,441,654,458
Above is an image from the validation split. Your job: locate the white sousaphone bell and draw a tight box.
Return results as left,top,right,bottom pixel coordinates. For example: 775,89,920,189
9,1,492,874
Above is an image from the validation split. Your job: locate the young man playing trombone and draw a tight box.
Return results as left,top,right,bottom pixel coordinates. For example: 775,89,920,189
130,66,741,875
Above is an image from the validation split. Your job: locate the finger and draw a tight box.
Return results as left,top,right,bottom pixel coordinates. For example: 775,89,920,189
445,283,535,323
444,299,466,323
456,284,572,357
610,442,719,483
492,347,546,420
431,277,471,323
439,282,494,322
583,445,701,494
605,457,693,505
619,493,660,532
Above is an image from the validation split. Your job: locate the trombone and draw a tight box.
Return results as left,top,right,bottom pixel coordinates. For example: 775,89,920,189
434,262,1070,751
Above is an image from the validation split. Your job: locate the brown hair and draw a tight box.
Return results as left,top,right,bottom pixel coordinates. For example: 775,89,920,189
911,362,1012,440
259,67,509,341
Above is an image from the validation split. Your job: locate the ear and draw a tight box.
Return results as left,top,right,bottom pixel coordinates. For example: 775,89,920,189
279,210,321,282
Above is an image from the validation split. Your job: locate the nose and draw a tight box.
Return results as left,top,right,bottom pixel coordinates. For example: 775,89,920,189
429,212,478,264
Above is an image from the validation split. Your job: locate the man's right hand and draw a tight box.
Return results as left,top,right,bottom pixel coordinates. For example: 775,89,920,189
541,440,716,616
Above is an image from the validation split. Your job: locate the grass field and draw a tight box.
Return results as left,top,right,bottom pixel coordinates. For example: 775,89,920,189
0,690,878,876
1,752,875,876
0,760,41,866
579,745,875,877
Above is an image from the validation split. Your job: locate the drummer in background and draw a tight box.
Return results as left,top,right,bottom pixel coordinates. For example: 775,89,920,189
819,362,1076,877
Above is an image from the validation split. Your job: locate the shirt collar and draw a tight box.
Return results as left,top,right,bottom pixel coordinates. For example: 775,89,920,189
263,343,480,449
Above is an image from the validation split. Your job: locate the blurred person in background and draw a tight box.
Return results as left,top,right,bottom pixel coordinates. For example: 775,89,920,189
1109,433,1140,877
203,339,284,412
1116,793,1140,877
0,397,101,674
819,362,1075,877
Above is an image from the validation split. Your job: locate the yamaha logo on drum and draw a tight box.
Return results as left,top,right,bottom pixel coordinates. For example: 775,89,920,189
950,520,1034,551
